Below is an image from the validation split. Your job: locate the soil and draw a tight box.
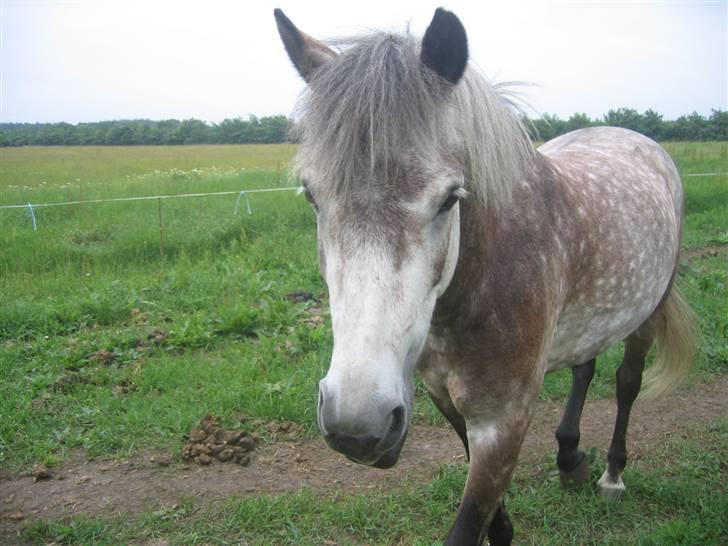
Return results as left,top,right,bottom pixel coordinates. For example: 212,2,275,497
2,375,727,542
682,243,728,261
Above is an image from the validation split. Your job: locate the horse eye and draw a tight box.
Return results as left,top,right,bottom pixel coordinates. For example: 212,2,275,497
303,188,319,211
438,192,460,214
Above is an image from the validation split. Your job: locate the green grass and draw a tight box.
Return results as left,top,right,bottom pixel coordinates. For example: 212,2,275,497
1,143,727,467
1,144,329,469
662,141,728,176
0,144,296,197
1,142,727,543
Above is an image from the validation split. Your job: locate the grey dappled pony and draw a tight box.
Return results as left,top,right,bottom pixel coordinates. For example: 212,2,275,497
274,8,696,545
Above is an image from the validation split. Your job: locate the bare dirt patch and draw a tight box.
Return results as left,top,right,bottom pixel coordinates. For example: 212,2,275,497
2,375,727,541
682,243,728,261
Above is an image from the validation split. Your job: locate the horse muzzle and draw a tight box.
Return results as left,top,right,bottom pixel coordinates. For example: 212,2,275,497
318,385,409,467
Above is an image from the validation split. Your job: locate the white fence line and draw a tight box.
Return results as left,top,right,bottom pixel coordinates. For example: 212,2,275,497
0,187,298,210
0,187,300,231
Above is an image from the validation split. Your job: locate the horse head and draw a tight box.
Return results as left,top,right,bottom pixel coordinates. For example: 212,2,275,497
275,8,469,467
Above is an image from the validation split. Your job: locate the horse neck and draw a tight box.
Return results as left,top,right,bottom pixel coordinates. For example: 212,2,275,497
460,142,546,254
433,150,550,330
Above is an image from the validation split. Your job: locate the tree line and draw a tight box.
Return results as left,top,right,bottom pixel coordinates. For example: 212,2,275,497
526,108,727,142
0,115,290,147
0,109,725,146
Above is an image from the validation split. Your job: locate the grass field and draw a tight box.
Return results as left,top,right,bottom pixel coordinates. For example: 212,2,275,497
1,142,726,544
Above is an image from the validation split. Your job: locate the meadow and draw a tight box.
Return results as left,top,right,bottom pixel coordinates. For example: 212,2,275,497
1,142,726,544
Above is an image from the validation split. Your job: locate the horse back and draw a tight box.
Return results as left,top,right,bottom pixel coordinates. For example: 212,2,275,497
537,127,683,371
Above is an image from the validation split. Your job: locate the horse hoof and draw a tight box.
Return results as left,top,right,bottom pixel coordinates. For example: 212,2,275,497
559,454,590,488
597,469,625,499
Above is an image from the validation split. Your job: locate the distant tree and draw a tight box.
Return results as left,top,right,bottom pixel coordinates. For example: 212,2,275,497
172,119,210,144
603,108,644,132
37,122,75,145
107,125,136,145
708,109,728,140
669,112,709,141
640,109,665,140
215,118,247,143
526,113,568,141
565,113,595,133
258,115,288,143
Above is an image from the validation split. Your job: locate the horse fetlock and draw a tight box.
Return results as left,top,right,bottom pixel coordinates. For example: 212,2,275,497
556,443,584,472
597,468,625,499
558,451,590,488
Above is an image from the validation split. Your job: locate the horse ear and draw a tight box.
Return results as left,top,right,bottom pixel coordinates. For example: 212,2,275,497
421,8,468,85
274,8,337,83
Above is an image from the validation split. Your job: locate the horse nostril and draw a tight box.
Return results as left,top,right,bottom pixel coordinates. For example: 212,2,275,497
317,387,329,434
389,405,406,437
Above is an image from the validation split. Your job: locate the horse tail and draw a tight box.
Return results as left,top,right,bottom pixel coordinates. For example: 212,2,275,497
640,284,697,399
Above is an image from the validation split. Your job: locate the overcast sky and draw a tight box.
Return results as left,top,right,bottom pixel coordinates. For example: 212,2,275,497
1,0,726,124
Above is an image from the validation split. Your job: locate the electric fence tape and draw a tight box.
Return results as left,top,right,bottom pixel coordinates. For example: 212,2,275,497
0,187,298,229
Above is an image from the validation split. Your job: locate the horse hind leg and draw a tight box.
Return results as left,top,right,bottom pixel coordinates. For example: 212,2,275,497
598,330,653,498
555,358,596,487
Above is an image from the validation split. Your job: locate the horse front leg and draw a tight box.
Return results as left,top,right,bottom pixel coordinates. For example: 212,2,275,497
445,404,535,546
419,346,470,458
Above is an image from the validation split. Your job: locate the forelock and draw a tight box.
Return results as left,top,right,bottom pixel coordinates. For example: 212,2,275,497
291,29,535,209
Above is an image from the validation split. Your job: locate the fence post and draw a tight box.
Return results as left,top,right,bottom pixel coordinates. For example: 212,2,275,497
157,197,164,262
234,191,252,215
26,203,37,231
